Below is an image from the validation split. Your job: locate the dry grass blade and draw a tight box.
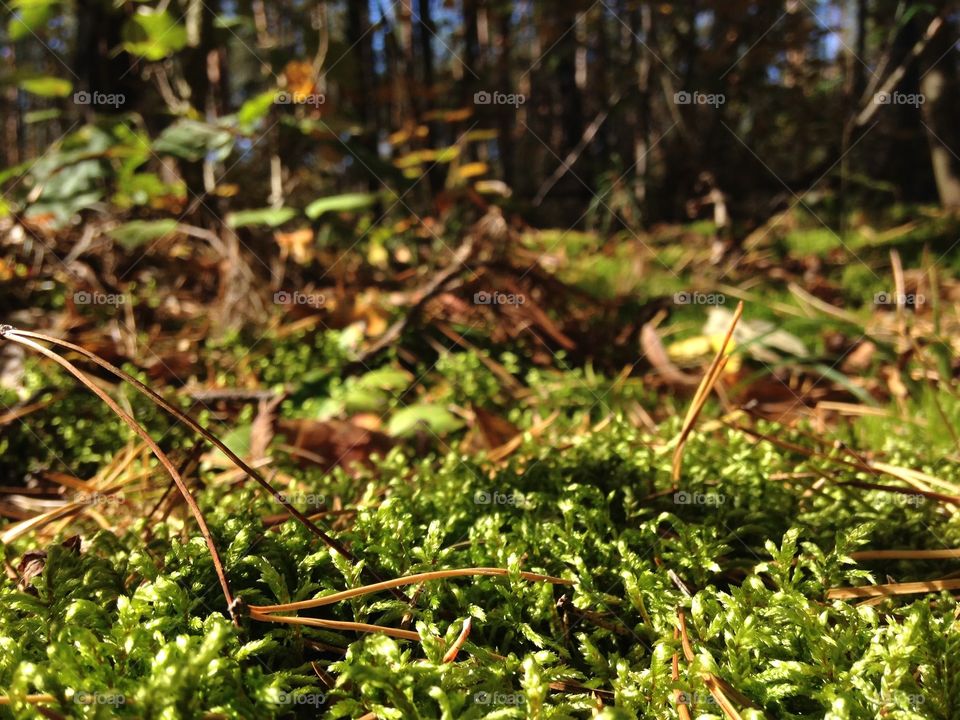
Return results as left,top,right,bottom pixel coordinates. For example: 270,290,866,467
871,461,960,496
248,609,422,641
727,421,960,502
0,330,237,621
671,628,693,720
249,568,570,648
671,301,744,483
0,694,57,706
702,674,745,720
0,327,409,602
0,485,127,544
676,610,764,719
677,609,694,662
849,549,960,560
250,567,571,613
442,617,472,662
827,578,960,600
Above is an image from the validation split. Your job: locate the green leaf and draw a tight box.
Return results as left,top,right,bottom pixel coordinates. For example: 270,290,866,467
23,108,61,124
108,219,178,249
226,207,297,229
305,192,379,220
356,367,413,391
236,91,277,129
18,75,72,98
121,9,188,60
387,404,463,437
153,119,234,162
7,0,58,40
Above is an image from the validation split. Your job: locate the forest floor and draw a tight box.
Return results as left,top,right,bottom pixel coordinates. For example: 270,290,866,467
2,204,960,718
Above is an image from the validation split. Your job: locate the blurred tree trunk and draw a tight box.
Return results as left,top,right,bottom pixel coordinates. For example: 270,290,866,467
3,45,20,167
632,3,653,210
461,0,482,165
347,0,376,130
463,0,481,104
180,0,219,215
399,0,417,119
555,9,584,157
348,0,379,191
73,0,137,119
919,16,960,209
182,0,217,117
536,1,585,217
495,1,514,187
418,0,444,192
418,0,435,95
852,0,869,102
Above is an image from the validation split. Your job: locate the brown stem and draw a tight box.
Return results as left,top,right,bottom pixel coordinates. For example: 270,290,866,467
0,327,408,603
250,567,571,613
0,331,237,622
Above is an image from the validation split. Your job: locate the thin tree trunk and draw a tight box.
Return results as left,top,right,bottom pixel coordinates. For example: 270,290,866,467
495,2,514,187
919,16,960,209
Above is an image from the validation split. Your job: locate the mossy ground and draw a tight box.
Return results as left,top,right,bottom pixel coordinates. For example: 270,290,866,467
2,362,959,718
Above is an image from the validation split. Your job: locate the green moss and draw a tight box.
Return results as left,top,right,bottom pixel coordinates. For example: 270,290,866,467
2,409,958,718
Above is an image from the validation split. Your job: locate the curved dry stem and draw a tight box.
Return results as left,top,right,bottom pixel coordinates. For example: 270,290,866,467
1,327,408,602
1,332,237,622
249,609,421,641
250,567,572,613
671,301,744,483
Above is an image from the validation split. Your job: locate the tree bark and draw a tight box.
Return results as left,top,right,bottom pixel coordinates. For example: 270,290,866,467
919,16,960,209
